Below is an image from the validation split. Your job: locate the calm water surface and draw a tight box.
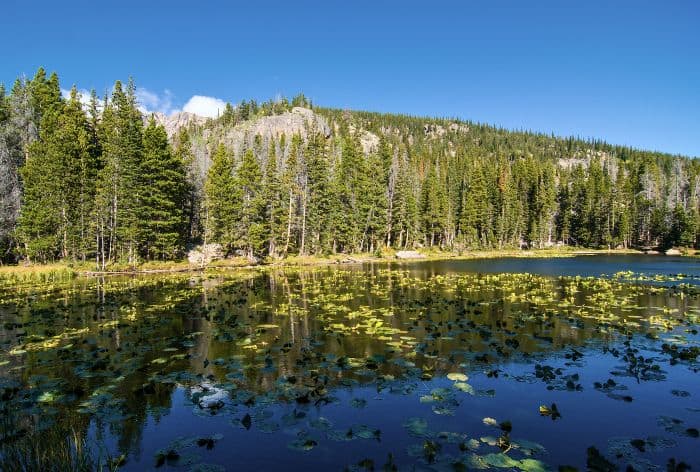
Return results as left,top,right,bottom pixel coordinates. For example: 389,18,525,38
395,254,700,280
1,256,699,471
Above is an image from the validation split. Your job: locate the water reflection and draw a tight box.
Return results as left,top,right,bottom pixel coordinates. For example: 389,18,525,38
1,264,699,470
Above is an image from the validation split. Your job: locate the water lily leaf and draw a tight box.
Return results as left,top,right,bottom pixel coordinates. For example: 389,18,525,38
454,382,474,394
404,417,433,438
483,417,498,427
517,458,548,472
350,398,367,408
482,453,519,468
309,417,333,431
38,391,59,403
288,437,318,451
432,405,455,416
447,372,468,382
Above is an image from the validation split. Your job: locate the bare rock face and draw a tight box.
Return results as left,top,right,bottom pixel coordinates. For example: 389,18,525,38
150,112,208,138
448,123,470,133
360,130,380,154
423,122,469,139
187,243,223,266
395,250,426,260
149,107,332,194
211,107,331,157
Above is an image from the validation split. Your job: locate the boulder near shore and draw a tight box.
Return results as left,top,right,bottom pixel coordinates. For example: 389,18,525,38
395,250,426,260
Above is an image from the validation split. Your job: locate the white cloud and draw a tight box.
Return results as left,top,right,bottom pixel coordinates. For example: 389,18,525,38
64,87,228,119
136,87,179,115
60,88,93,108
182,95,227,118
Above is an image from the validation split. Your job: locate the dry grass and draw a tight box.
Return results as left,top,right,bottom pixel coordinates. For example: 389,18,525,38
0,247,646,280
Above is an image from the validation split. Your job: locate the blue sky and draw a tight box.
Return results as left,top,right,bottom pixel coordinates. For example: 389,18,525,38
2,1,698,156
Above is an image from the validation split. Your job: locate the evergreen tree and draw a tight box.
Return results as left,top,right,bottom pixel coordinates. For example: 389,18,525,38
94,79,144,266
17,76,66,261
235,149,265,258
263,141,285,258
669,205,695,248
364,139,390,253
139,117,188,259
281,134,301,256
204,143,239,253
303,132,331,254
6,68,700,264
421,162,448,247
392,160,420,249
173,128,200,244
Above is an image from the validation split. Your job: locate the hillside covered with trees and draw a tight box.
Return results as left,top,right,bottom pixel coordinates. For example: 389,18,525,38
1,68,699,266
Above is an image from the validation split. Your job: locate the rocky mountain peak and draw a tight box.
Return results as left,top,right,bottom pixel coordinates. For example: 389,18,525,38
149,111,209,137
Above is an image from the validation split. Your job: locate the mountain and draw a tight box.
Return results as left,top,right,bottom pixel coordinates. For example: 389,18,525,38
2,69,698,265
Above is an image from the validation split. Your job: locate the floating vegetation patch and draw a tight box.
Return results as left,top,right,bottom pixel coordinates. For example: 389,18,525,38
0,264,698,469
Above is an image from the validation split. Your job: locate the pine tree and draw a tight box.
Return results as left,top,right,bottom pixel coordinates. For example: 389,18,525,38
173,129,200,245
204,143,239,253
669,205,695,248
421,162,448,247
263,141,285,258
6,70,700,263
235,149,265,258
16,75,66,262
458,159,489,247
95,79,144,266
333,135,366,252
304,132,331,254
139,117,187,260
363,140,390,253
281,134,301,256
392,160,420,249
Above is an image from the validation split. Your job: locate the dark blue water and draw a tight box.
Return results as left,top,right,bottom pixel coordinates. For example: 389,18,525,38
393,254,700,281
1,256,699,471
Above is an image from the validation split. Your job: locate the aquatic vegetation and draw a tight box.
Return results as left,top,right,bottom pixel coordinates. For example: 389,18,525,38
0,262,698,469
0,426,119,472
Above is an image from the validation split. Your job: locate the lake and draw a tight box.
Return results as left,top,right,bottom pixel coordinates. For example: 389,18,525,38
1,255,699,471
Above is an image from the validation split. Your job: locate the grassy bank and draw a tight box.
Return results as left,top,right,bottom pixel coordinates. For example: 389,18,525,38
0,263,77,284
0,247,648,280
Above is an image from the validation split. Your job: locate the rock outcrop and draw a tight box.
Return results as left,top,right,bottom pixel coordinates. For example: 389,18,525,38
210,107,331,157
150,111,208,138
187,243,224,266
359,130,380,154
150,107,332,194
395,250,426,260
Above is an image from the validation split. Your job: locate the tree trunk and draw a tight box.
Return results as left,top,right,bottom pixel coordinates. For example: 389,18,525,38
284,190,293,256
300,193,307,256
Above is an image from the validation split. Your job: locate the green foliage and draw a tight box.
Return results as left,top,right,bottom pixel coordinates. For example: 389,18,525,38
18,84,96,262
139,117,188,259
234,149,266,257
5,68,700,265
204,144,239,252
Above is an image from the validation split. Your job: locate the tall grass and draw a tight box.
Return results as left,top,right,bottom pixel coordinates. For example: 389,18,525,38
0,264,76,286
0,428,121,472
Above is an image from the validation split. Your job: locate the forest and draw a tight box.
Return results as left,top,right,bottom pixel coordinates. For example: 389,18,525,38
1,68,699,266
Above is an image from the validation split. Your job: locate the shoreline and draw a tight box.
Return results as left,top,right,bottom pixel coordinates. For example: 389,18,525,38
0,247,671,279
